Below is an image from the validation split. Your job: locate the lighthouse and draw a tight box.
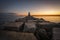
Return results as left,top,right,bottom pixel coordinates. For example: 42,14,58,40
28,12,30,16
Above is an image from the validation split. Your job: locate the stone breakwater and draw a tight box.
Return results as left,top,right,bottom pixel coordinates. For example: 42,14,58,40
0,12,60,40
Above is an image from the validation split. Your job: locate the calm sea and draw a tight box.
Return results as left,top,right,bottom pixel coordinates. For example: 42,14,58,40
33,16,60,23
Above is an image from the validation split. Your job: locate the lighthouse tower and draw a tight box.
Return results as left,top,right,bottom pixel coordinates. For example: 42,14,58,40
28,12,30,16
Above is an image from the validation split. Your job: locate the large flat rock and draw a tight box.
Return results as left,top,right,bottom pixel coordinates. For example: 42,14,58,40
25,22,36,28
16,32,37,40
23,22,36,32
0,30,37,40
0,22,23,31
2,22,23,28
53,28,60,40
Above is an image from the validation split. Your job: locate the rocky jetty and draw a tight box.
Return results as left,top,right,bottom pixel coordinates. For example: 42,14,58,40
0,12,60,40
15,12,47,22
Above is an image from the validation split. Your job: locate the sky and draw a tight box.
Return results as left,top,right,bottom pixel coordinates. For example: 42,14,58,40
0,0,60,15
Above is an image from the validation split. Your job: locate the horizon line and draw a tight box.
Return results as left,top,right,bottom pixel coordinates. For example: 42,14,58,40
18,15,60,16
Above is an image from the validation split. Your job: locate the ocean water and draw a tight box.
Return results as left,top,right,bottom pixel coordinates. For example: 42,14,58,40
0,13,20,24
33,16,60,23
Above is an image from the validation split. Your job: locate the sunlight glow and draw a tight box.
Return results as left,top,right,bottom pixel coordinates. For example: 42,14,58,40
30,10,60,15
42,10,58,15
17,10,60,16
